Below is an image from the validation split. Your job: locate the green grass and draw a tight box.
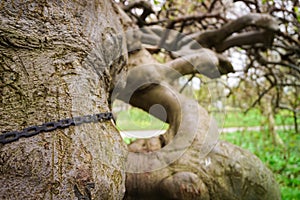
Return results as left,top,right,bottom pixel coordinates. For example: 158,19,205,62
222,109,295,127
116,107,299,199
220,129,300,200
116,107,168,131
116,107,296,131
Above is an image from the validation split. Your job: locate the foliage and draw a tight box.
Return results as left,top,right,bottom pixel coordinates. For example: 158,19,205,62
220,130,300,200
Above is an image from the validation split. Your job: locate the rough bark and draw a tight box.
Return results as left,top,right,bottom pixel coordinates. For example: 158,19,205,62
126,138,280,200
0,1,126,199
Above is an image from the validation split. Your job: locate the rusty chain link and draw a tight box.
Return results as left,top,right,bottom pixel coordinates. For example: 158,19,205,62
0,112,113,144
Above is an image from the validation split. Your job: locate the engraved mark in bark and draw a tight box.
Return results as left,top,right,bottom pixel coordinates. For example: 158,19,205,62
74,183,95,200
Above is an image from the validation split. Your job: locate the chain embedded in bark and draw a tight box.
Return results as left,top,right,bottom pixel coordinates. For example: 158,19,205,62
0,112,113,144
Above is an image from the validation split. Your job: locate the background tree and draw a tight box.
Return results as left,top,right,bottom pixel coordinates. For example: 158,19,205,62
120,0,299,132
115,0,299,199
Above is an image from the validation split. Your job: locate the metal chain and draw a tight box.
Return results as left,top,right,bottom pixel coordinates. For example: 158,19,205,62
0,112,113,145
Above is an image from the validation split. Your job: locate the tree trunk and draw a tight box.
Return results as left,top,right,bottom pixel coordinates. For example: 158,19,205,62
0,1,126,199
260,96,284,146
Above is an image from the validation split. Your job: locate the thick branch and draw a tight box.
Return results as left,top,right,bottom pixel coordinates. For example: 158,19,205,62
119,48,280,200
215,30,275,52
192,13,278,49
116,49,220,145
121,57,280,199
167,49,234,79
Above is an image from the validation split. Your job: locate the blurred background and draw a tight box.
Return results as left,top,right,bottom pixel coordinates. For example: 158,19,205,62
114,0,300,199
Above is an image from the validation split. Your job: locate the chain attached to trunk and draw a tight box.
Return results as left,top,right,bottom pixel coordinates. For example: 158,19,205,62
0,112,113,144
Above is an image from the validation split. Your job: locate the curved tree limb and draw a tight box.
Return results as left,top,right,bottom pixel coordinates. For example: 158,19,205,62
192,13,279,49
167,49,234,79
115,48,280,199
215,30,275,52
132,13,278,69
119,7,281,199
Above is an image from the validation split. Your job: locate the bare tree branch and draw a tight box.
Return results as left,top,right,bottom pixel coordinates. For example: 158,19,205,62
179,74,195,93
166,49,234,79
215,30,275,52
192,13,278,49
245,85,274,113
